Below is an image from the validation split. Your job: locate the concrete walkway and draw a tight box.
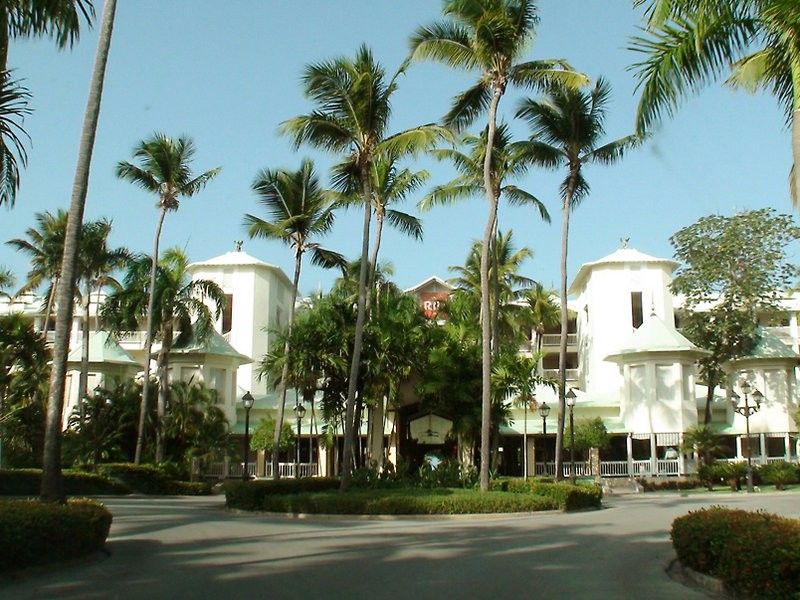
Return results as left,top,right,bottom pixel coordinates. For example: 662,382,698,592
5,490,799,599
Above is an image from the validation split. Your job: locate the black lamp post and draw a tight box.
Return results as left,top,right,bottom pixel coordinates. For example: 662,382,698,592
539,402,550,476
293,402,306,478
91,385,103,467
241,391,254,481
730,380,763,493
566,388,577,484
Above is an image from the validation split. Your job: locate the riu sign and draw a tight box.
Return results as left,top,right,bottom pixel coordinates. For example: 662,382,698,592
419,291,451,319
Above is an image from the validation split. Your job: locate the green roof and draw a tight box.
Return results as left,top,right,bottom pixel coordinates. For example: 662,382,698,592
606,313,708,361
67,331,140,367
170,329,252,364
745,327,799,360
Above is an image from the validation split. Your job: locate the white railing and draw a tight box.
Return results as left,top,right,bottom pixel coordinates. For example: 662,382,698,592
228,462,258,478
203,461,319,479
118,331,147,345
265,462,318,478
542,368,579,382
534,461,591,477
632,460,652,476
599,461,629,477
540,334,578,347
657,459,680,475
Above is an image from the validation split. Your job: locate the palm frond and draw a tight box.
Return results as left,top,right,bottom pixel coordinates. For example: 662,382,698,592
384,209,423,240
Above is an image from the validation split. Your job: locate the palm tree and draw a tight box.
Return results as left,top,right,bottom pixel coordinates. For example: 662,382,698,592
515,78,641,480
410,0,585,491
7,209,68,331
281,45,448,489
244,158,344,479
75,219,128,413
522,282,560,361
0,71,30,207
630,0,800,206
102,247,225,464
0,267,13,297
116,133,220,465
41,0,115,503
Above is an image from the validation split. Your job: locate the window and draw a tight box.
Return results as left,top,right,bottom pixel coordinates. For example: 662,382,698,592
222,294,233,334
631,291,643,329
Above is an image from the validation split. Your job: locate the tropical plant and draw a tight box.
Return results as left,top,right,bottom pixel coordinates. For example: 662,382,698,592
115,133,220,465
515,77,641,479
0,71,30,207
564,417,611,457
163,381,230,466
0,266,14,297
41,0,115,503
249,414,295,459
630,0,800,206
410,0,584,491
7,208,68,330
281,44,448,489
681,424,726,467
244,158,343,479
522,282,560,359
101,248,225,464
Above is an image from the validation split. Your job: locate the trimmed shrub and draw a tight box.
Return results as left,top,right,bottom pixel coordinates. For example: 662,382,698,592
224,478,339,507
0,469,130,496
636,478,702,492
758,461,798,490
489,479,603,510
671,507,800,599
0,498,112,572
97,463,211,495
227,487,558,514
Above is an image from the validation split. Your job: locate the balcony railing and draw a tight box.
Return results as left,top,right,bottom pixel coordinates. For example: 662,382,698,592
540,333,577,347
203,461,319,479
542,368,579,382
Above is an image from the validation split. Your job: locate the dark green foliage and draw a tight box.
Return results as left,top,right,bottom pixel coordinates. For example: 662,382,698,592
0,469,129,496
348,461,478,490
636,478,702,492
224,478,340,506
489,478,603,510
0,499,112,572
564,417,610,455
671,507,800,599
97,463,211,495
758,461,798,490
227,486,557,515
697,462,753,490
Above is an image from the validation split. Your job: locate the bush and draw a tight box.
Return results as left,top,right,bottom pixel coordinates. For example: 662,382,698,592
757,461,798,490
97,463,211,495
636,478,702,492
488,479,603,510
697,462,752,490
0,469,130,496
671,507,800,599
224,477,339,507
227,487,558,514
0,498,112,572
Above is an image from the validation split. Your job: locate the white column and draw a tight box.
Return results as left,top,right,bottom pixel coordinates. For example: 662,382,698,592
626,434,633,477
650,434,658,476
785,433,792,461
678,433,685,476
759,433,766,464
736,436,743,460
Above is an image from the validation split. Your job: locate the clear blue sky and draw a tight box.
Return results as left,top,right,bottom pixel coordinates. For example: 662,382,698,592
2,1,793,297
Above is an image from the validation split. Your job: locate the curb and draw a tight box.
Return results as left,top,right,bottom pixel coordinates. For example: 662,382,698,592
666,558,728,598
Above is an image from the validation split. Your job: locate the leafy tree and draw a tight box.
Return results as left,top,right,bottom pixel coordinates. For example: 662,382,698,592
163,381,231,466
516,77,641,480
410,0,585,492
102,248,225,463
630,0,800,206
41,0,115,503
281,45,447,489
670,208,800,421
116,133,220,465
564,417,611,458
249,414,295,459
244,158,343,479
64,386,123,467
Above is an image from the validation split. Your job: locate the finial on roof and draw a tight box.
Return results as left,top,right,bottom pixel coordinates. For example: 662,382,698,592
650,298,656,317
620,236,629,249
234,240,243,252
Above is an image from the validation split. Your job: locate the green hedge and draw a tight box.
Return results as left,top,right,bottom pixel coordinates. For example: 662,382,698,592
0,469,130,496
97,464,211,495
671,507,800,599
636,478,702,492
489,479,603,510
227,487,558,514
0,499,112,572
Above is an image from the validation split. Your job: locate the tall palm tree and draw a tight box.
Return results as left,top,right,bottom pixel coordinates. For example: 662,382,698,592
281,44,448,489
7,209,68,331
116,133,220,465
630,0,800,206
75,218,128,411
41,0,115,503
0,71,30,207
244,158,344,479
102,247,225,463
410,0,585,491
515,78,641,480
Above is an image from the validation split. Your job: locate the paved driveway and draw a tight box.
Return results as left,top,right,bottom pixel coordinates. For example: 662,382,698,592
5,490,799,599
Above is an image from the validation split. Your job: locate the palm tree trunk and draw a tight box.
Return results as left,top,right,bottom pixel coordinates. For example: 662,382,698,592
703,373,717,425
479,86,503,492
555,175,577,482
155,322,173,463
271,246,303,479
792,106,800,208
42,276,58,333
134,203,167,465
0,11,8,75
78,279,92,426
40,0,117,503
365,207,383,315
364,207,385,467
340,173,373,491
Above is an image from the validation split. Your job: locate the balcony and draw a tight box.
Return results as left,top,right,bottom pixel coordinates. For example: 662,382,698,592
540,333,577,347
542,368,579,382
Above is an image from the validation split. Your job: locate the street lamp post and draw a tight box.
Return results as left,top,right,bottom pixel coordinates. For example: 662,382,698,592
92,385,102,467
730,380,763,493
241,391,254,481
539,402,550,476
293,402,306,478
566,388,577,484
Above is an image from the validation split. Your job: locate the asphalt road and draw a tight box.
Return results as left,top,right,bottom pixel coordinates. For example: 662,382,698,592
5,490,799,599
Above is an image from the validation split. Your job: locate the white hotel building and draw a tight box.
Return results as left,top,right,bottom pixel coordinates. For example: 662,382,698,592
3,243,798,478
